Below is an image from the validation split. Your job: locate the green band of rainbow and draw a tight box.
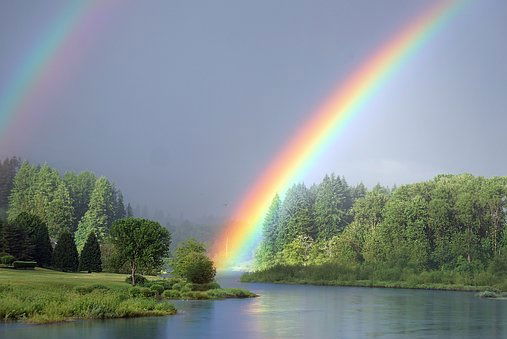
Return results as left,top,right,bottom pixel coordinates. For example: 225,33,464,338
212,0,467,269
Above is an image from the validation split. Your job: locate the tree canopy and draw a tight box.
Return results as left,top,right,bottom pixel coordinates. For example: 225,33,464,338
110,218,171,285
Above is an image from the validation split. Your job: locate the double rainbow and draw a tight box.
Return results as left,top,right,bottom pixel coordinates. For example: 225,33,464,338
212,0,467,269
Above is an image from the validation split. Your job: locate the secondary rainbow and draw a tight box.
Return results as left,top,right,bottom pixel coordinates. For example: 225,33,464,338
0,1,116,151
212,0,467,269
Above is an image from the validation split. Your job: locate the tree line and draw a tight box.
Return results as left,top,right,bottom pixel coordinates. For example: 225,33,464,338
2,159,134,249
256,173,507,276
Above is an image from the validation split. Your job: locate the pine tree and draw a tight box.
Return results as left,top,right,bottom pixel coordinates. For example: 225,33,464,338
277,183,314,249
262,194,281,254
79,232,102,273
3,222,29,259
113,188,126,221
314,174,349,240
63,171,97,232
14,212,52,267
53,231,79,272
0,219,4,252
75,177,115,251
126,203,134,217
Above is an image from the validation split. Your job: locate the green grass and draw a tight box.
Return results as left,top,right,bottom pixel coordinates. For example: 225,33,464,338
241,264,507,293
0,268,176,324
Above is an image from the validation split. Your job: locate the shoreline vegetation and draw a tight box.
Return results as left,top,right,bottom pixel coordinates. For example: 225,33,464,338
251,174,507,299
241,263,507,295
0,268,255,324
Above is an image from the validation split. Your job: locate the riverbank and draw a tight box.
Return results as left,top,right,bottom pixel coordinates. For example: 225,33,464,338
241,264,507,293
0,268,176,324
0,268,256,324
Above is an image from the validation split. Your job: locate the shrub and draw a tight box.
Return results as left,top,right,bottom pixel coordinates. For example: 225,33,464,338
181,283,192,293
171,240,216,283
12,261,37,269
477,290,498,298
125,275,147,285
189,282,221,291
172,282,184,291
162,290,181,299
150,284,165,295
173,252,216,284
139,287,155,298
474,271,496,287
128,287,141,298
0,254,15,266
145,279,174,290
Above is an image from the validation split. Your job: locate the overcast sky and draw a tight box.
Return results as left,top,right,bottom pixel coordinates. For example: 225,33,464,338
0,0,506,221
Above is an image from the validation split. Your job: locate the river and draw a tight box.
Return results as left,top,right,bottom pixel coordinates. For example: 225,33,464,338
2,274,506,338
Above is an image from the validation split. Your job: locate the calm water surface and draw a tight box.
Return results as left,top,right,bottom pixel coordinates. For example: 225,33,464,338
2,274,506,338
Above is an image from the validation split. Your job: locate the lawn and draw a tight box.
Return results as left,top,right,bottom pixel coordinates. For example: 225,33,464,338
0,268,176,324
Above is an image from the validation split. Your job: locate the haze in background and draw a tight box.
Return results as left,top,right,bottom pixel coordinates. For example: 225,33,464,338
0,0,506,222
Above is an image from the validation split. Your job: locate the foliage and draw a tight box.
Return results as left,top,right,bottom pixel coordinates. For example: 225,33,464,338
53,231,79,272
79,232,102,273
13,212,53,267
262,194,282,255
75,177,116,251
63,171,97,232
0,268,176,323
173,251,216,284
170,239,216,284
3,221,30,260
0,254,15,265
125,274,148,285
0,156,20,220
110,218,171,285
12,261,37,269
253,173,507,290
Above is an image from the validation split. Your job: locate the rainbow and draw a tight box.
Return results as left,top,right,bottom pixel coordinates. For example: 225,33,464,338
0,1,115,151
212,0,467,269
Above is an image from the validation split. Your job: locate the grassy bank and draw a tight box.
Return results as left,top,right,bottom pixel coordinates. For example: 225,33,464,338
241,263,507,293
138,277,257,300
0,268,176,323
0,268,256,324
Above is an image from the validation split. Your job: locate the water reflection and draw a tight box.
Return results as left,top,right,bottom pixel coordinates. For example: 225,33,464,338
2,277,506,338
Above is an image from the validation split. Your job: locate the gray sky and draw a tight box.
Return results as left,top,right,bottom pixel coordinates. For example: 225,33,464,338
0,0,506,221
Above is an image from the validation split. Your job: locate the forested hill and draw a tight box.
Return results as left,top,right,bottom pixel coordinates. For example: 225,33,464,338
0,157,132,250
256,173,507,278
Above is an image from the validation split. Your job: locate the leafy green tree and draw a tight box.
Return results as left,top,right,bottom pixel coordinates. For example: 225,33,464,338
110,218,171,285
14,212,52,267
281,235,314,266
79,232,102,273
0,157,20,219
53,231,79,272
7,162,38,222
174,251,216,284
45,182,74,240
63,171,97,232
171,239,215,283
75,177,115,251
